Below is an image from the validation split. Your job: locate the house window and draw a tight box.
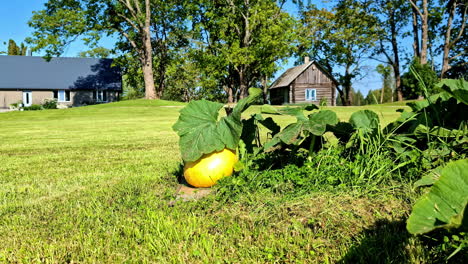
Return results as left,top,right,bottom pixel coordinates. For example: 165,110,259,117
305,89,317,101
57,90,70,102
94,90,107,102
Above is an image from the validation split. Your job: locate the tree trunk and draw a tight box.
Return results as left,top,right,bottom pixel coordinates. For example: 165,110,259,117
410,0,428,64
342,65,352,106
337,88,346,106
239,68,248,99
441,0,456,78
390,15,403,101
380,84,385,104
411,5,420,59
345,87,352,106
143,0,157,99
420,0,428,64
226,85,234,104
262,76,268,103
394,64,402,101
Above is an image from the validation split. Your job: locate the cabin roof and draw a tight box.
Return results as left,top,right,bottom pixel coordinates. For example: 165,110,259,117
269,61,338,89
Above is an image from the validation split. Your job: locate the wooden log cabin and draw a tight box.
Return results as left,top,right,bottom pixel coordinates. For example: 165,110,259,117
269,57,338,105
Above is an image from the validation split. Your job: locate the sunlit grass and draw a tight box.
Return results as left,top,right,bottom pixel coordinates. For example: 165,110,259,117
0,100,429,263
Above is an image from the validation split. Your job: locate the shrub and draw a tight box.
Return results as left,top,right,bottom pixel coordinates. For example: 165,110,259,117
401,59,439,99
9,101,21,109
23,104,43,111
319,97,328,106
42,99,57,109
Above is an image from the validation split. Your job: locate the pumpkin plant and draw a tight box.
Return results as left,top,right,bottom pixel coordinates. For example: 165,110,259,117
407,159,468,235
172,88,262,187
260,104,339,155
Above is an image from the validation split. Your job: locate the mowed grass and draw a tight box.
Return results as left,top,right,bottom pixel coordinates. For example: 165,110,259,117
0,100,427,263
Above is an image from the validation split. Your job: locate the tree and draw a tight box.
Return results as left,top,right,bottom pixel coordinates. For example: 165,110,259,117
440,0,467,78
8,39,19,55
27,0,163,99
352,89,365,106
7,39,27,55
150,0,190,99
300,0,379,106
371,0,410,101
376,64,394,104
192,0,296,103
401,58,438,99
77,46,111,58
409,0,429,64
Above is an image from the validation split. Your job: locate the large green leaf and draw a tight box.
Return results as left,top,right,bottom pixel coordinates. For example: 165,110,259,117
414,124,465,139
278,122,304,144
413,166,442,189
263,121,306,152
436,78,468,105
172,100,226,162
263,110,338,152
307,110,339,136
407,159,468,235
173,88,262,162
253,114,280,136
239,113,280,153
349,110,380,133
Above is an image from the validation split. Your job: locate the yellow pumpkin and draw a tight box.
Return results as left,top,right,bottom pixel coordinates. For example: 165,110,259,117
183,148,238,188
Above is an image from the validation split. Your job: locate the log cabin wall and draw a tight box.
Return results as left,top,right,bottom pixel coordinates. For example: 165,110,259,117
292,64,336,106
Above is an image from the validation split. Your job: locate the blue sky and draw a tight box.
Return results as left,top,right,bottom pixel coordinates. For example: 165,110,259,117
0,0,383,95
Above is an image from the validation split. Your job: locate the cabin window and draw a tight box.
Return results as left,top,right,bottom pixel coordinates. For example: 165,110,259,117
305,89,317,101
57,90,70,102
94,90,108,102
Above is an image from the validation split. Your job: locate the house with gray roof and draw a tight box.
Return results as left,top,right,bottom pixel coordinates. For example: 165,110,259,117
269,57,338,106
0,56,122,109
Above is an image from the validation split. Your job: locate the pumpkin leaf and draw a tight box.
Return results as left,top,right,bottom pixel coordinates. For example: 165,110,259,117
263,136,282,152
307,110,339,136
413,166,442,189
436,78,468,105
173,89,262,162
349,110,380,132
407,159,468,235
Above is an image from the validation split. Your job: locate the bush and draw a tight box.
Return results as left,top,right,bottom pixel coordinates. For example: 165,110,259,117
401,59,439,99
23,104,43,111
319,97,328,106
42,99,57,109
9,101,21,109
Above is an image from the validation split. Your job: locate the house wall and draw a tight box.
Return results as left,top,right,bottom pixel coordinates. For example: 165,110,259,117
0,90,22,108
292,64,336,106
0,89,120,109
32,91,54,105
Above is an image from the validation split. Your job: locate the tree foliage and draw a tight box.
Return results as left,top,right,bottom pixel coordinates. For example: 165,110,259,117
191,0,297,103
7,39,27,55
77,46,111,58
370,0,410,101
299,0,380,106
27,0,189,99
401,59,439,99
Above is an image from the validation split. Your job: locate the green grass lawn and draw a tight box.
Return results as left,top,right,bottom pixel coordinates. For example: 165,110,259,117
0,100,433,263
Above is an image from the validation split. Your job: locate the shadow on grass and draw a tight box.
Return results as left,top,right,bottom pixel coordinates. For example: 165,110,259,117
338,219,411,264
339,218,468,264
171,163,194,187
